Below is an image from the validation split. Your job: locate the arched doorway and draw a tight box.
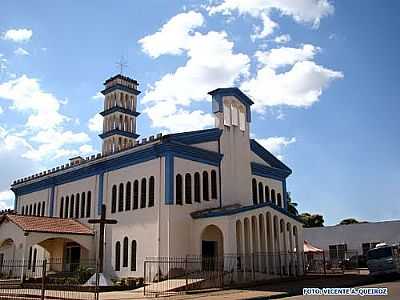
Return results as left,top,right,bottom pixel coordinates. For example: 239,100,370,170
201,225,224,271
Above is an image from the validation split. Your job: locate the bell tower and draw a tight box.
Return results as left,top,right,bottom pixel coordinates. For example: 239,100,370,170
99,74,141,154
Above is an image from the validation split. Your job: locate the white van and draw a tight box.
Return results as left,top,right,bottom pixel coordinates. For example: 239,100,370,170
367,243,400,276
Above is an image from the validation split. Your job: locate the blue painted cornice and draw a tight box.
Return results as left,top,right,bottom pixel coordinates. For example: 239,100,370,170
99,129,139,139
165,128,222,145
251,162,291,181
250,139,292,173
100,106,140,117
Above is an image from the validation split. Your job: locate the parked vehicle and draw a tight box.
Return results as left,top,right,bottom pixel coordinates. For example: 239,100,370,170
367,243,400,276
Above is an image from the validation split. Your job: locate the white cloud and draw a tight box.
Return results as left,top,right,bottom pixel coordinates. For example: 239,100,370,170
140,11,249,132
14,47,30,56
88,114,103,133
208,0,334,40
92,92,104,101
257,136,296,160
0,54,7,73
0,75,66,129
0,190,14,210
241,45,343,111
3,28,33,43
139,11,204,58
274,34,291,44
251,12,278,40
79,144,96,155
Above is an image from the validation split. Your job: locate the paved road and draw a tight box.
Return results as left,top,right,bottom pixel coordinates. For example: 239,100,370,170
285,279,400,300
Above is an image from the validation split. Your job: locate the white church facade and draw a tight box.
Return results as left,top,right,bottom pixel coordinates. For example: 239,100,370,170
1,74,304,280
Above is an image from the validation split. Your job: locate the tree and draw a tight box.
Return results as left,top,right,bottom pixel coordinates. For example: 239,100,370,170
299,213,324,228
286,192,299,216
339,218,360,225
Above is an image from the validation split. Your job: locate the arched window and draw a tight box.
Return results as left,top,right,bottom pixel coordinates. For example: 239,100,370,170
33,203,37,216
258,182,264,203
203,171,209,201
131,240,137,271
140,178,147,208
65,197,69,218
29,204,32,216
277,193,282,208
32,248,37,272
37,203,41,216
252,179,258,204
123,237,129,268
175,174,183,205
115,241,121,271
271,189,276,205
41,201,45,216
211,170,217,199
148,176,155,207
60,197,64,218
133,180,139,209
185,174,192,204
86,191,91,218
125,182,131,211
21,206,25,215
70,195,74,218
265,186,270,202
75,193,80,218
118,183,124,212
81,192,86,218
111,185,117,213
194,172,201,203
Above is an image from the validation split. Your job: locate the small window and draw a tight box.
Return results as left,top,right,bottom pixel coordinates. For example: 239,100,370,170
111,185,117,213
70,195,74,218
271,189,276,205
223,103,231,126
133,180,139,209
265,186,270,202
148,176,155,207
118,183,124,212
29,204,32,216
277,193,282,207
115,241,121,271
185,174,192,204
41,201,45,216
125,182,132,211
60,197,64,218
81,192,86,218
37,203,41,216
176,174,183,205
65,197,69,218
252,179,258,205
131,240,137,271
140,178,146,208
211,170,217,199
231,105,239,126
194,172,201,203
21,206,25,215
33,203,37,216
86,191,91,218
258,182,264,203
123,237,129,268
203,171,209,201
75,194,80,218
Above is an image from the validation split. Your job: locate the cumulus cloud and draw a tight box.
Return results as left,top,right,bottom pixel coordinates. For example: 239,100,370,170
140,11,249,132
257,136,296,160
274,34,291,44
3,28,33,43
241,44,343,111
88,113,103,133
0,190,14,210
92,92,104,101
251,12,278,40
14,47,30,56
208,0,334,40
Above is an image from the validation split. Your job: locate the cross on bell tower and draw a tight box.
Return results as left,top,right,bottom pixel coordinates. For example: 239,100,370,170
99,66,141,154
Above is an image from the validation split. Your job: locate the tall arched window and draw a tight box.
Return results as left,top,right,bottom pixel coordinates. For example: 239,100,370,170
194,172,201,203
86,191,91,218
133,180,139,209
211,170,217,199
265,186,270,202
148,176,155,207
60,197,64,218
29,204,32,216
175,174,183,205
115,241,121,271
277,193,282,208
140,178,146,208
33,203,37,216
203,171,209,201
252,179,258,204
81,192,86,218
41,201,45,216
125,182,132,211
21,206,25,215
185,174,192,204
131,240,137,271
123,237,129,268
118,183,124,212
271,189,276,205
37,203,41,216
70,195,75,218
111,185,117,213
65,196,69,218
75,193,80,218
258,182,264,203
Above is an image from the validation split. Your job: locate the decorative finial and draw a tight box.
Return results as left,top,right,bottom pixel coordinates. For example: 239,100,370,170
115,56,128,75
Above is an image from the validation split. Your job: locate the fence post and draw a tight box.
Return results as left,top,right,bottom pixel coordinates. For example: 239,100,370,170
185,256,188,292
40,259,47,300
143,261,146,296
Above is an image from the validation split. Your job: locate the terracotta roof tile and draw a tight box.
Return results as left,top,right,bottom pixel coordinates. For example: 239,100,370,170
4,214,94,236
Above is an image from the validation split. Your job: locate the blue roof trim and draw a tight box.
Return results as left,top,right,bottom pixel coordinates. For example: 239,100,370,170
250,139,292,173
166,128,222,145
99,129,139,139
192,201,302,223
101,84,141,96
100,106,140,117
11,141,223,196
251,162,291,181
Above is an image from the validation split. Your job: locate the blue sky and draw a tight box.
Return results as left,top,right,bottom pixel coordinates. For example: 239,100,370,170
0,0,399,225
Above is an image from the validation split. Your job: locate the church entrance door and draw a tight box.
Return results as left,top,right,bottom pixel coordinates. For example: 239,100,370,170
202,241,217,271
65,242,81,272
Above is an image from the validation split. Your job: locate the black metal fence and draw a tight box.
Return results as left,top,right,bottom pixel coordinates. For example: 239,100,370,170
144,252,302,296
0,258,98,300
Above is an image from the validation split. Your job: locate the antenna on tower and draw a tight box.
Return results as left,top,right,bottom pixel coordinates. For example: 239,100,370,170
116,56,128,75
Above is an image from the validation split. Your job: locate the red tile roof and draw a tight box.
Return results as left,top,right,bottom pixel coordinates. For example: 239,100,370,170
2,214,94,236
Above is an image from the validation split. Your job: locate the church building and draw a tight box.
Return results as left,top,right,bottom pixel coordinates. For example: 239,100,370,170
0,74,304,280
